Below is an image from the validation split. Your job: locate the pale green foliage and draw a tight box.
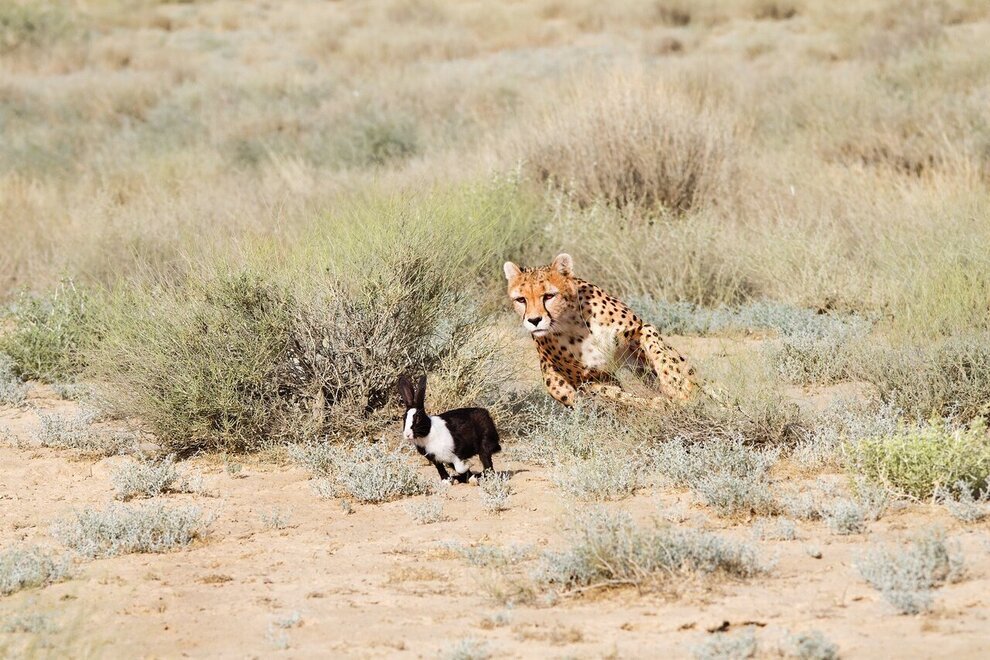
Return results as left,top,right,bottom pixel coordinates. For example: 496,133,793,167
479,471,512,513
846,418,990,499
551,450,640,502
693,628,757,660
37,412,137,456
111,454,204,500
782,630,839,660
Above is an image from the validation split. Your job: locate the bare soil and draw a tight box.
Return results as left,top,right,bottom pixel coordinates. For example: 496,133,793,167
1,379,989,658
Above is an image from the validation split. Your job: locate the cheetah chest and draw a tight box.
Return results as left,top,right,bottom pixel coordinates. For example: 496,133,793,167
572,320,623,370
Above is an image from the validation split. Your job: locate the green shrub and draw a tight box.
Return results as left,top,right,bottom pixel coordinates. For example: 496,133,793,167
846,419,990,500
0,281,97,382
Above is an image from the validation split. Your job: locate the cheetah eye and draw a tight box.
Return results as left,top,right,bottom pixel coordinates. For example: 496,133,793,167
514,297,525,304
543,293,556,301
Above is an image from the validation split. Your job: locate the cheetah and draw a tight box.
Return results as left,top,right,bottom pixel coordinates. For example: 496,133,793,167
503,253,697,406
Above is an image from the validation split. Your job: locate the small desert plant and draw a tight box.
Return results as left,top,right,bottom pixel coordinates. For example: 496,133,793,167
551,450,640,502
536,508,769,594
300,443,429,503
111,454,203,500
782,630,838,660
0,281,97,383
1,612,55,634
37,412,137,456
845,418,990,500
649,437,780,516
0,353,29,406
517,72,734,213
444,638,490,660
406,496,445,524
769,322,868,386
692,628,757,660
935,482,989,523
259,507,292,530
856,528,965,614
479,471,512,512
510,401,624,466
751,517,796,541
334,108,420,168
51,502,211,558
0,545,71,596
823,499,869,535
440,542,535,568
855,334,990,422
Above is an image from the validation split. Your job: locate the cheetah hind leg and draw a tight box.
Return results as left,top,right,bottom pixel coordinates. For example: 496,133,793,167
583,382,670,411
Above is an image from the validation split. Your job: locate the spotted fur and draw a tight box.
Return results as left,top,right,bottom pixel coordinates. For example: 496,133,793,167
504,253,697,406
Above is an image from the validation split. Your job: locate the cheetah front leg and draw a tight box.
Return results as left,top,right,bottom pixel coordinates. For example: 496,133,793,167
633,323,697,402
540,360,578,407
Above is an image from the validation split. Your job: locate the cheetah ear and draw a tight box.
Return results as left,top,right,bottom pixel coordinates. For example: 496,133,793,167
503,261,521,281
552,253,573,276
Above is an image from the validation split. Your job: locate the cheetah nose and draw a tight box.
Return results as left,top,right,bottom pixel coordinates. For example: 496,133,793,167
527,316,543,326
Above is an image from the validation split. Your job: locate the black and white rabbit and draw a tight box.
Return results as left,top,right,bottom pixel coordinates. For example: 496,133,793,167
397,374,501,483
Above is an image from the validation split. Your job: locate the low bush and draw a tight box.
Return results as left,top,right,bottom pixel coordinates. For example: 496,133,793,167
845,418,990,500
111,454,204,500
856,528,964,614
405,496,445,524
551,450,641,502
51,502,211,558
855,334,990,422
37,412,137,456
693,628,757,660
536,508,769,594
516,72,735,214
0,545,71,596
0,281,97,383
935,482,989,523
0,354,29,406
782,630,839,660
479,471,512,513
299,443,429,503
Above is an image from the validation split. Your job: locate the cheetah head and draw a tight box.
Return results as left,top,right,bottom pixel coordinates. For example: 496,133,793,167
503,253,578,337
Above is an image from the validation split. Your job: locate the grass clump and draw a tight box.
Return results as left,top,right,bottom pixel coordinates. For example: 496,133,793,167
479,471,512,513
649,437,781,516
857,334,990,422
0,281,96,383
111,454,204,500
297,443,429,504
37,412,137,456
259,507,292,530
536,508,769,595
782,630,838,660
443,638,490,660
0,1,75,54
845,418,990,500
0,545,71,596
693,628,757,660
551,450,640,502
0,354,29,406
517,73,734,213
856,528,965,614
935,482,989,523
51,502,211,558
405,496,446,524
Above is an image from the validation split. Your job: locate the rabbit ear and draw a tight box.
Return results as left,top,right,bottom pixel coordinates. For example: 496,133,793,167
416,374,427,408
397,375,415,407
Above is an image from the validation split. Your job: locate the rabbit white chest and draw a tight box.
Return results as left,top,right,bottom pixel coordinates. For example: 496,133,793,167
405,409,458,464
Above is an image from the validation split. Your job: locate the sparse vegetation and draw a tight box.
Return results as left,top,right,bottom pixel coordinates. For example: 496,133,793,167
51,503,211,558
111,454,204,501
259,507,292,530
406,496,446,524
297,443,429,504
37,412,137,456
536,508,769,595
0,353,29,406
782,630,838,660
0,545,70,596
551,450,640,502
479,471,513,512
857,528,965,614
693,628,757,660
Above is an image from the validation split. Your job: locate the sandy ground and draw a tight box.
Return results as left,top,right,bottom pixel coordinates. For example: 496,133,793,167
2,365,990,658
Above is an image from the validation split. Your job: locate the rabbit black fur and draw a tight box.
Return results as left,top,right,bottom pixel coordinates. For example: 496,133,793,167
398,374,501,483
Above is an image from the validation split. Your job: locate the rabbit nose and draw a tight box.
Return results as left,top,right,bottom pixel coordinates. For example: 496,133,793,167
527,316,543,326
